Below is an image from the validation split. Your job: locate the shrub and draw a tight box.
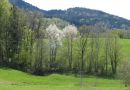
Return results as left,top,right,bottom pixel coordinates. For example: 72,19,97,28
118,60,130,87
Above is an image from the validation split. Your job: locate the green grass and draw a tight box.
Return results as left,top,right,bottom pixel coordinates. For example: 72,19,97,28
0,68,129,90
120,39,130,60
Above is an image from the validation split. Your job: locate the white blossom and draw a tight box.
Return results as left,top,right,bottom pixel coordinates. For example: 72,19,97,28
46,24,63,48
63,25,78,39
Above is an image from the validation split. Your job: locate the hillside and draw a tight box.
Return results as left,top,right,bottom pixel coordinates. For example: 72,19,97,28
0,68,127,90
44,7,130,29
9,0,130,29
9,0,45,12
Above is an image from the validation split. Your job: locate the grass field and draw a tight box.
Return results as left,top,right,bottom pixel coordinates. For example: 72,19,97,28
0,68,129,90
120,39,130,60
0,39,130,90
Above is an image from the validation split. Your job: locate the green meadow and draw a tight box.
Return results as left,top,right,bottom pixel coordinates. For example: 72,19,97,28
120,39,130,60
0,68,128,90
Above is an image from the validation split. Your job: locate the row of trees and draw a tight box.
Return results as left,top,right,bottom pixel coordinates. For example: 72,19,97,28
0,0,121,76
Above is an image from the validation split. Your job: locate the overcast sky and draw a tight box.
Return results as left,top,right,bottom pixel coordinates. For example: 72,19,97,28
24,0,130,20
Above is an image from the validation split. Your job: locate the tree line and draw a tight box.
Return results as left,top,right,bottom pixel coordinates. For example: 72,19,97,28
0,0,121,76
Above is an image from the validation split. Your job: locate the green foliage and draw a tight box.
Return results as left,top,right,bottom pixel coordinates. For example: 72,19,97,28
0,0,11,65
111,30,130,39
5,5,26,67
118,60,130,87
18,28,34,70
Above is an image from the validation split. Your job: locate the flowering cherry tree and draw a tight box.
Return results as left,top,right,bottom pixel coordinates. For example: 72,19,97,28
46,24,63,68
63,25,78,39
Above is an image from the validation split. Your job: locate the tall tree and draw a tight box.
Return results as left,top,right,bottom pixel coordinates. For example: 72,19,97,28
78,25,90,86
109,35,120,74
0,0,11,65
6,5,25,67
63,25,78,70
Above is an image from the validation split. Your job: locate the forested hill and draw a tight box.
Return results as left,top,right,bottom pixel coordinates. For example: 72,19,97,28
9,0,45,12
45,8,130,29
10,0,130,29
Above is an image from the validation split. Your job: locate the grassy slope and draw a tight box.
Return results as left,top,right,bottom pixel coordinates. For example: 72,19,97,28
0,68,128,90
0,39,129,90
120,39,130,60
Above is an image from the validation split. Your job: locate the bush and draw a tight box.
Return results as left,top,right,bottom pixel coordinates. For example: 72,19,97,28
118,60,130,87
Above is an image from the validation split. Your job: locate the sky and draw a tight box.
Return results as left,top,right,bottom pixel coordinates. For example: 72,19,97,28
24,0,130,20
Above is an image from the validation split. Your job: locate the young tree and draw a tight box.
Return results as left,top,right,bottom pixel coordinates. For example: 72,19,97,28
100,23,111,75
63,25,78,70
77,25,90,86
33,39,44,75
88,27,96,73
88,26,101,74
31,13,46,74
104,32,110,75
93,24,102,73
18,28,34,71
109,35,120,74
